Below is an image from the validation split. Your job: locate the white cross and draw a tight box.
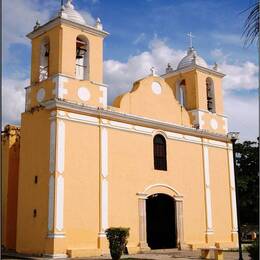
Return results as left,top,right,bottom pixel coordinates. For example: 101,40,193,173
187,32,195,48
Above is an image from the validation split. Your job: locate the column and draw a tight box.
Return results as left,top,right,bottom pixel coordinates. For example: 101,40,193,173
48,111,66,239
202,141,214,243
137,193,150,252
98,121,109,252
175,196,184,249
227,145,238,242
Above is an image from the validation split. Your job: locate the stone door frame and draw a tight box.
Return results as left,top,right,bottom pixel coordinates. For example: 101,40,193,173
137,184,184,251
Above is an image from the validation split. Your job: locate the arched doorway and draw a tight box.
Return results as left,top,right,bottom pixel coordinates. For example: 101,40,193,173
146,193,176,249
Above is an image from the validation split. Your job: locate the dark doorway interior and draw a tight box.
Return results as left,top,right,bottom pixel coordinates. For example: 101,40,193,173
146,193,176,249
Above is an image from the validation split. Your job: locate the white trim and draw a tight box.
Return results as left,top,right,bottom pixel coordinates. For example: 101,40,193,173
101,127,108,178
203,145,213,232
101,179,108,230
56,175,64,231
49,121,56,174
57,120,65,174
47,233,65,238
228,149,238,232
110,120,133,129
143,183,181,196
43,99,229,143
52,75,68,99
99,86,107,108
223,117,228,134
48,175,55,231
67,113,99,123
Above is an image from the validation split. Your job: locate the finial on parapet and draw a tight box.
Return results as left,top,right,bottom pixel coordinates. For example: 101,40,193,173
95,17,103,30
213,62,218,71
150,67,157,76
34,19,41,30
166,63,173,73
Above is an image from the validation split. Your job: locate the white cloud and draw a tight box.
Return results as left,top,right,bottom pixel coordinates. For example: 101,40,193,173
220,61,258,91
212,32,242,46
2,78,28,127
211,48,224,58
133,33,146,45
224,93,258,141
104,38,185,103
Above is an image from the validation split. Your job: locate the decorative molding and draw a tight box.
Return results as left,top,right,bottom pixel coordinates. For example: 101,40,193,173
47,233,65,238
222,117,228,134
57,120,65,174
101,127,108,178
210,118,218,130
48,175,55,231
143,183,181,196
78,87,91,101
67,112,98,123
43,99,229,143
101,179,108,230
27,17,109,40
202,145,213,232
228,149,238,232
56,175,64,231
36,88,46,102
49,121,56,174
52,75,68,99
99,86,107,108
110,120,133,129
151,82,162,95
134,125,153,134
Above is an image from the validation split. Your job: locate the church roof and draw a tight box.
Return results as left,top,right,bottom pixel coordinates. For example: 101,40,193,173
53,0,86,25
177,47,208,70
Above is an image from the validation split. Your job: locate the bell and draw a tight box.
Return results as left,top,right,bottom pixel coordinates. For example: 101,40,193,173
76,47,86,59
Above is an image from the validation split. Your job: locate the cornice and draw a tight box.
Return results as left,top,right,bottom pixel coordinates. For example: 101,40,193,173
27,17,109,40
42,99,229,142
161,64,225,78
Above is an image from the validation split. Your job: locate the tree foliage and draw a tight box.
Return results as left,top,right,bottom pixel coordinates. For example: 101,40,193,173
242,2,259,47
235,139,259,225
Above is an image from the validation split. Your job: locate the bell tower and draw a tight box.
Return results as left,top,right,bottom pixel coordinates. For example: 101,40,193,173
25,0,109,111
162,45,228,135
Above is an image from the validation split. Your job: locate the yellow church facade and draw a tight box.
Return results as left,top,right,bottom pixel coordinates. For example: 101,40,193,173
2,0,238,257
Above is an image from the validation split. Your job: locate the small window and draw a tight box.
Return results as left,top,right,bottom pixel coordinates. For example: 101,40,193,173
39,38,49,82
153,134,167,171
75,36,89,80
176,80,186,107
206,78,215,113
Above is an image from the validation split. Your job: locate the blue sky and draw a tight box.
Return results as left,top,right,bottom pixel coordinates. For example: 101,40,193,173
2,0,258,141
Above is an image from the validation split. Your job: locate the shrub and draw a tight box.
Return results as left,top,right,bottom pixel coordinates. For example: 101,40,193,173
247,239,259,260
105,227,130,260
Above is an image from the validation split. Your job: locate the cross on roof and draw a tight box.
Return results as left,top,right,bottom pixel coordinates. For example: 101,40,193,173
187,32,195,48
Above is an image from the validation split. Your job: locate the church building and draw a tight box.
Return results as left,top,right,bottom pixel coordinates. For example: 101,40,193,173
2,0,239,257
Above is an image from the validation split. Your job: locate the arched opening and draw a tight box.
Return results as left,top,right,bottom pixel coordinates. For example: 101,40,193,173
206,77,215,113
176,80,186,107
146,193,176,249
39,37,49,82
153,134,167,171
75,36,89,80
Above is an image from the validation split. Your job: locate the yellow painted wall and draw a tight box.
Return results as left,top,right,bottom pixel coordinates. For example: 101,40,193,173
16,110,53,254
1,126,20,250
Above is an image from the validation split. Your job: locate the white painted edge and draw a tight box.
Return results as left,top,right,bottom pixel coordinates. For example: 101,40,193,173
57,120,65,174
49,121,56,174
203,145,213,232
56,175,64,231
48,175,55,231
67,112,99,123
101,127,108,178
99,86,107,108
52,75,68,99
101,179,108,231
110,120,133,129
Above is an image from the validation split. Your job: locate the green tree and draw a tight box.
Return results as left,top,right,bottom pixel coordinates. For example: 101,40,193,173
235,139,259,225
